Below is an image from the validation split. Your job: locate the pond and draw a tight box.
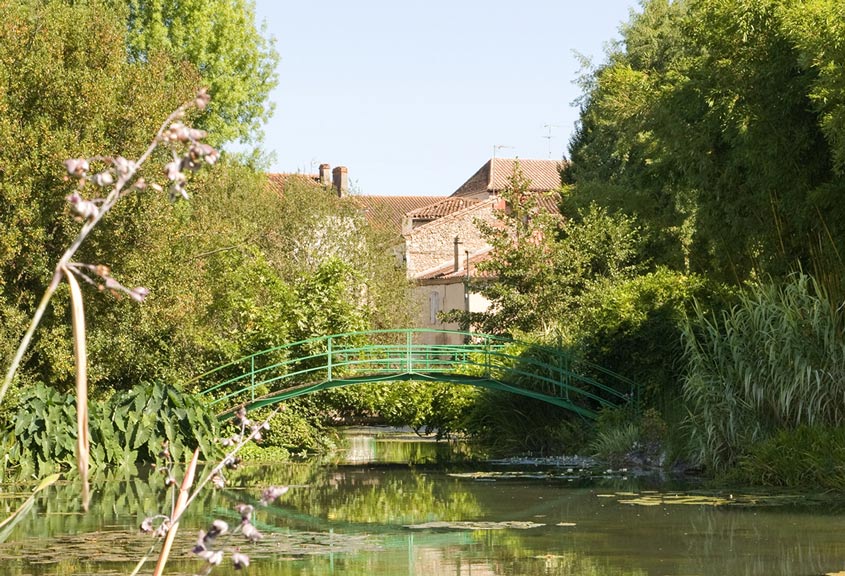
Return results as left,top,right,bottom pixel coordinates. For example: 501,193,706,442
2,428,845,575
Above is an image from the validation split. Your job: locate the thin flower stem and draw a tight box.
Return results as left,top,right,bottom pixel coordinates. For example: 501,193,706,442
128,404,282,574
177,405,283,521
153,447,200,576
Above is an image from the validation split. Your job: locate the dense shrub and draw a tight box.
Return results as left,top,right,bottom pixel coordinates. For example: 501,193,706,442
727,426,845,490
572,267,711,406
590,407,667,467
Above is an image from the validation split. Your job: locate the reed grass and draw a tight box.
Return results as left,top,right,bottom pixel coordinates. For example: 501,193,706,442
682,273,845,470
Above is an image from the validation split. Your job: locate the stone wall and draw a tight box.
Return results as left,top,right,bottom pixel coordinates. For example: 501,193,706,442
404,199,502,278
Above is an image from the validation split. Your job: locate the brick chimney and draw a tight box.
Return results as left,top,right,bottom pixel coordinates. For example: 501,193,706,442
319,163,331,187
332,166,348,197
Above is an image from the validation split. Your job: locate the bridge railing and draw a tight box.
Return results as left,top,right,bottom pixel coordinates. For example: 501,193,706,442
191,329,636,417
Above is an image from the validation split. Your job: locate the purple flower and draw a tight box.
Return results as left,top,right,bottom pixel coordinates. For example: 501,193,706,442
92,171,114,187
129,286,150,302
65,192,99,222
197,549,223,566
241,520,262,542
113,156,136,177
235,503,254,521
195,88,211,110
164,160,184,182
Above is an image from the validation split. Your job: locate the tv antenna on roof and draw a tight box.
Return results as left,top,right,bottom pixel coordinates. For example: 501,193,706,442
543,124,561,159
493,144,514,159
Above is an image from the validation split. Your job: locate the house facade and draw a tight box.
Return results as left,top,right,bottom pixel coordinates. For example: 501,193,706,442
403,158,563,344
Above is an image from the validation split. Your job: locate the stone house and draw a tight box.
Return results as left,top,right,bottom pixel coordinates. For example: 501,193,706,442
268,159,563,344
403,158,563,344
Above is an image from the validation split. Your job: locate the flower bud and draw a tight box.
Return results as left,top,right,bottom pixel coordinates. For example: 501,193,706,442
129,287,150,302
195,88,211,110
92,171,114,187
113,156,136,177
232,552,250,570
241,520,262,542
64,158,89,177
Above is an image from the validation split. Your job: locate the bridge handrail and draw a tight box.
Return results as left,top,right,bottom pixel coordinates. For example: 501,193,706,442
188,328,514,388
193,329,637,417
194,340,507,397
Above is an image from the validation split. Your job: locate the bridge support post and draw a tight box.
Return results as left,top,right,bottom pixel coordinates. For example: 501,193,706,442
327,336,333,381
483,335,490,379
406,331,413,374
250,356,255,402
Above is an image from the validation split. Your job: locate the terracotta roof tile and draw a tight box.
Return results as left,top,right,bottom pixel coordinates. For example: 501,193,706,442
351,195,443,232
405,197,482,219
451,158,564,197
266,173,320,196
536,191,563,214
417,247,496,280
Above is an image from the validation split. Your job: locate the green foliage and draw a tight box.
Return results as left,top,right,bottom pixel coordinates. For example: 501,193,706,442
4,384,78,475
272,177,413,333
590,407,667,467
241,402,340,455
780,0,845,173
461,163,643,336
590,423,640,467
469,165,568,334
293,258,369,341
682,274,845,471
311,381,480,441
572,267,712,404
122,0,278,145
3,382,219,477
568,0,845,286
0,0,198,397
461,391,591,456
728,426,845,489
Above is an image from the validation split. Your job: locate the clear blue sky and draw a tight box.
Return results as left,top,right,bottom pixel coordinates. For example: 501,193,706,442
252,0,638,197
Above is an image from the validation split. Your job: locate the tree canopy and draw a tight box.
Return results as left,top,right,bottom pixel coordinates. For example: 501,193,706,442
567,0,845,288
122,0,279,145
0,1,407,423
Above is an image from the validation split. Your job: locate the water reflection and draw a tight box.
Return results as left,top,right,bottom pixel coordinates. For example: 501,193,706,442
2,434,845,575
339,427,481,465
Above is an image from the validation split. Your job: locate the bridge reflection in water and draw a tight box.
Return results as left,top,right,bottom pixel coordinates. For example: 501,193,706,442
192,329,636,419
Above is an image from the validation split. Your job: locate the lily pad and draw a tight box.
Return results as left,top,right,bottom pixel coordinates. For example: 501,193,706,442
404,520,545,531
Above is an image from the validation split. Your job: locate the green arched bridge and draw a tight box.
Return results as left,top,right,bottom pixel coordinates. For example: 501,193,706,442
193,329,636,419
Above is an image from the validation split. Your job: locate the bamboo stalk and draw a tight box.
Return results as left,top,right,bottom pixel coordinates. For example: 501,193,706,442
153,447,200,576
63,267,90,511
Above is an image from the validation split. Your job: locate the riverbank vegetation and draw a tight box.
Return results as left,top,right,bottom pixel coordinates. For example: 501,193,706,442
458,0,845,487
4,0,845,493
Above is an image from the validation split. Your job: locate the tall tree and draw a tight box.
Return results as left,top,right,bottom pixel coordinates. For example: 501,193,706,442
0,0,200,394
123,0,279,145
449,164,641,336
568,0,845,287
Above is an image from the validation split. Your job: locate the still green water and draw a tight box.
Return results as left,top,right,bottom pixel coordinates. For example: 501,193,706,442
2,431,845,575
